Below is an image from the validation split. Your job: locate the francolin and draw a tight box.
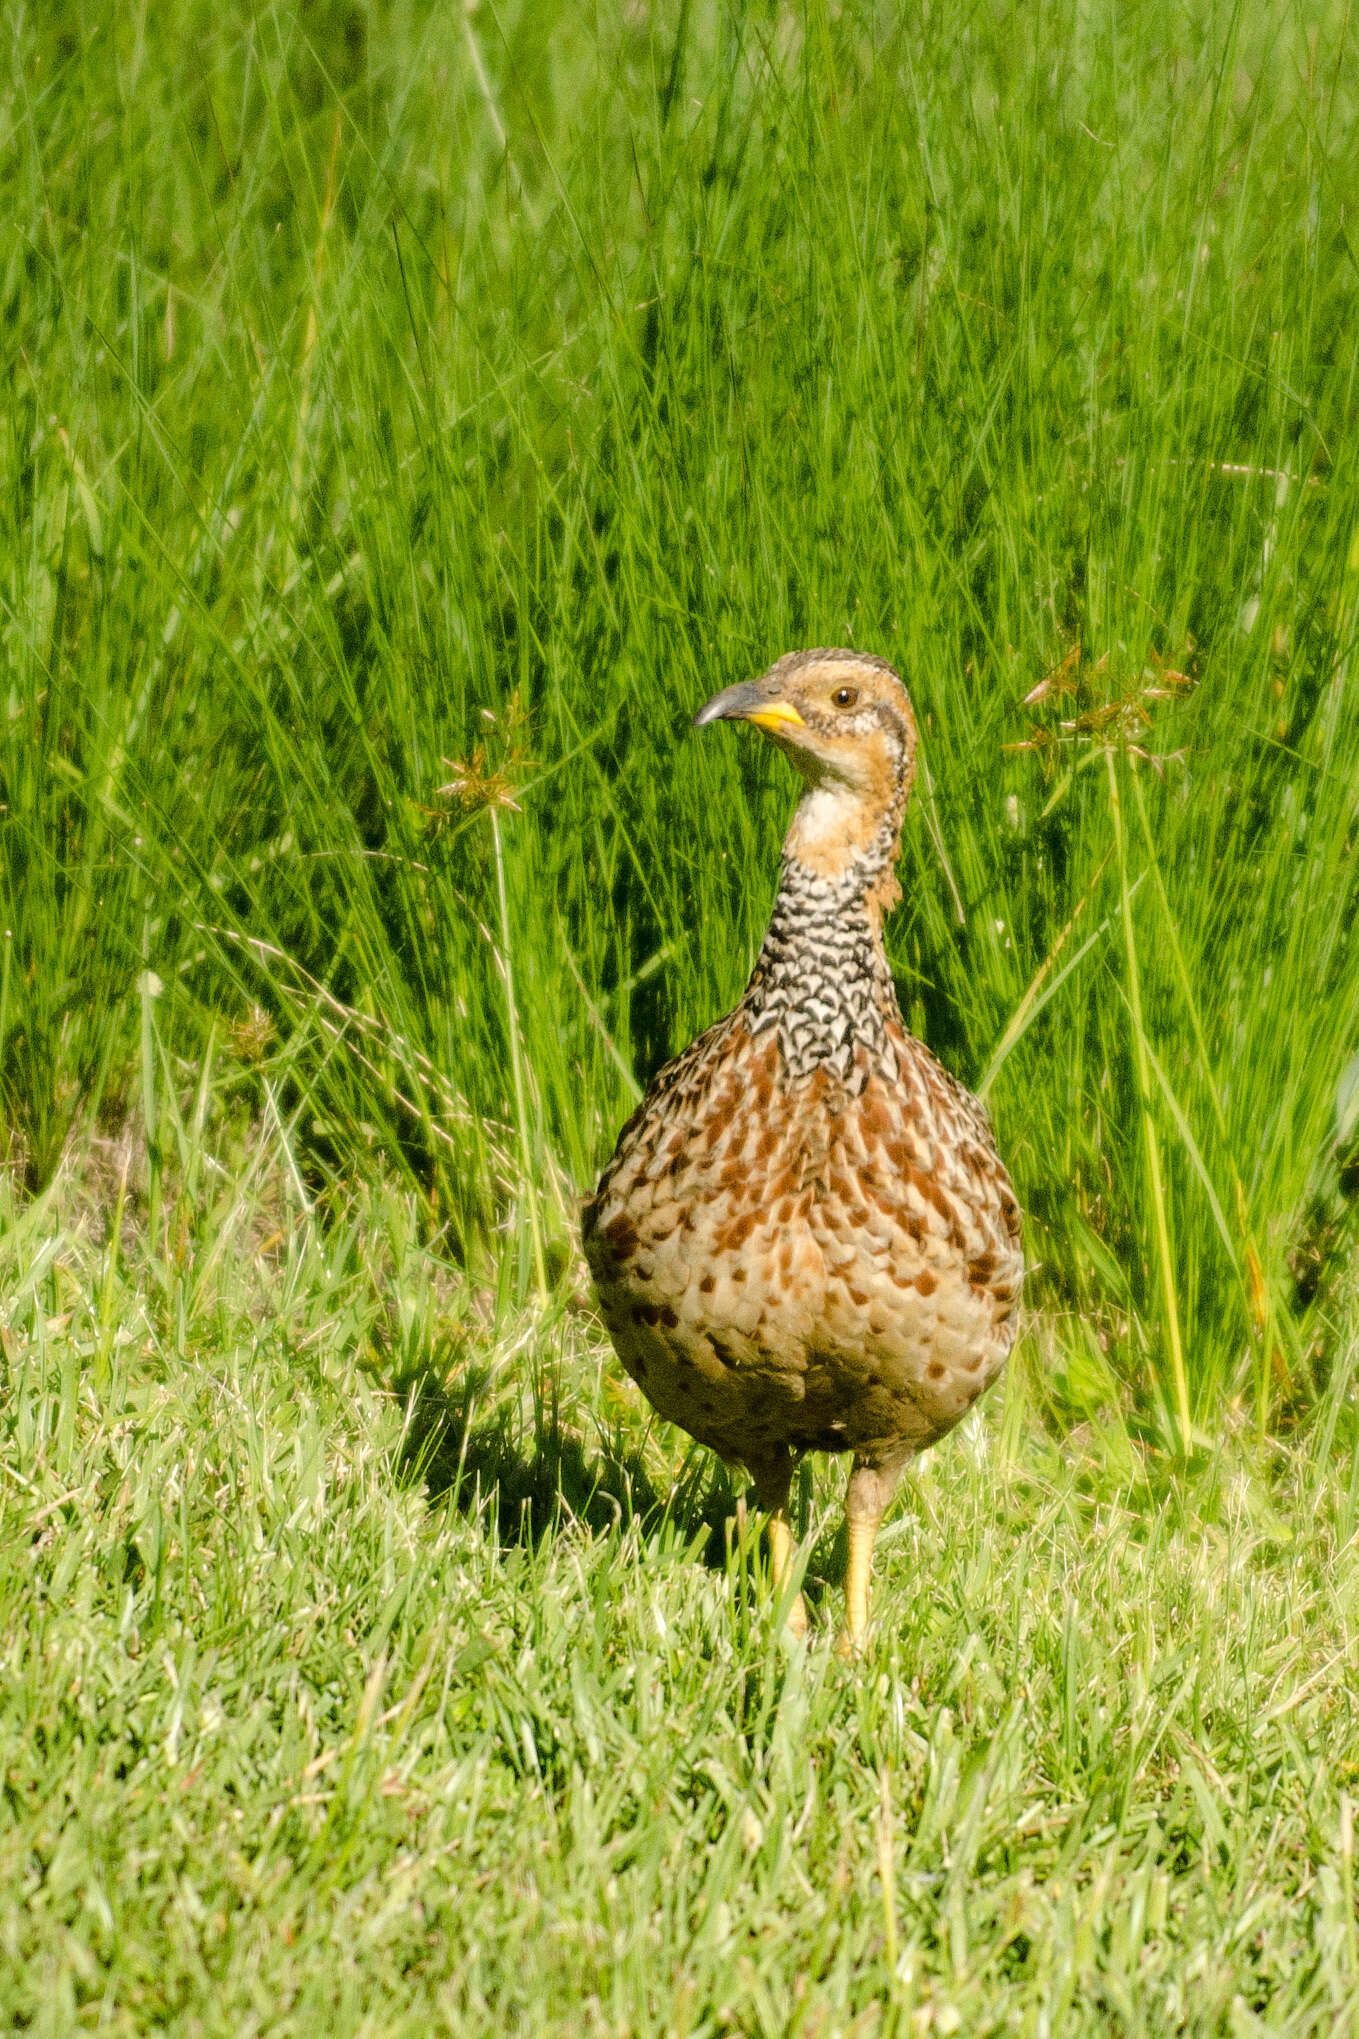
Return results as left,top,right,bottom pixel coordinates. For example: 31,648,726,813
582,649,1023,1651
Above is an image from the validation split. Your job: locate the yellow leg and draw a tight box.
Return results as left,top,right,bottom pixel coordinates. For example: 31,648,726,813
752,1461,807,1638
768,1506,808,1638
838,1512,879,1656
838,1461,901,1657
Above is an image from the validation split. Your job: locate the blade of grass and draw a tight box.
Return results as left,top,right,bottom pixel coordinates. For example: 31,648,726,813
1107,747,1191,1453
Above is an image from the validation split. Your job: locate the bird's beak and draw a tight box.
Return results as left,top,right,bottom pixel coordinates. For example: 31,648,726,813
692,681,807,734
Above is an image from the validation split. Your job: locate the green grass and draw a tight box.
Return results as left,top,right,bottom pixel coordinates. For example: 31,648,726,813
4,1145,1359,2035
6,0,1359,1420
4,0,1359,2028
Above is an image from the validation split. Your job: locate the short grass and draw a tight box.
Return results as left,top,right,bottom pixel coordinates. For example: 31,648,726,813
5,1141,1359,2037
5,0,1359,2030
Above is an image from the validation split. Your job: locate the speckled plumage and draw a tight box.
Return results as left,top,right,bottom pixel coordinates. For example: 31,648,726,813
582,649,1023,1647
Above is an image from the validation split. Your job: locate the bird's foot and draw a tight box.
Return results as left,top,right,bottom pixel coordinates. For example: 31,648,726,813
782,1589,809,1640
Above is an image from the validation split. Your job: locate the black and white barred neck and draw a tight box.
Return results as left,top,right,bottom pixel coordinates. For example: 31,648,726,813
691,644,920,1087
737,664,920,1084
743,777,911,1087
743,864,899,1085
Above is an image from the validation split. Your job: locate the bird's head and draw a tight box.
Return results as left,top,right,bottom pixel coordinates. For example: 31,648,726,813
694,648,917,898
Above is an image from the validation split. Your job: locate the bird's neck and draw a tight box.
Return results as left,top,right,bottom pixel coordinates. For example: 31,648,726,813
780,771,909,915
741,778,908,1087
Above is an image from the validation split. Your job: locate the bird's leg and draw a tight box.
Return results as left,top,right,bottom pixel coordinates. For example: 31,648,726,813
752,1458,807,1638
838,1461,902,1657
768,1510,809,1639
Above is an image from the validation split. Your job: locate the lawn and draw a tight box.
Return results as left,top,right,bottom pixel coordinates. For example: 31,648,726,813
3,0,1359,2030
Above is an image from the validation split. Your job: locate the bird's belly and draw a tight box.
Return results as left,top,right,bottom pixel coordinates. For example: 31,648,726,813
592,1210,829,1463
593,1210,1008,1467
806,1243,1011,1441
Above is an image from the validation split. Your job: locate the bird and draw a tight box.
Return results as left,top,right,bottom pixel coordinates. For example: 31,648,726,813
582,648,1023,1651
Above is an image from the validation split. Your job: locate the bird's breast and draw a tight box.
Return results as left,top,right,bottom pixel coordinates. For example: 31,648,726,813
583,1016,1022,1461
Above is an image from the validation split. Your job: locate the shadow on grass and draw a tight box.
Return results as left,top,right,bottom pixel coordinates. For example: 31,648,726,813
388,1364,742,1569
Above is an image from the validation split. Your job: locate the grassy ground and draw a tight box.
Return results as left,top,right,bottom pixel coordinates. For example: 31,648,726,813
4,1143,1359,2035
4,0,1359,2029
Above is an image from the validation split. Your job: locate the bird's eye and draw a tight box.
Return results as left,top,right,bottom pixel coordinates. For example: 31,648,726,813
832,686,858,708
